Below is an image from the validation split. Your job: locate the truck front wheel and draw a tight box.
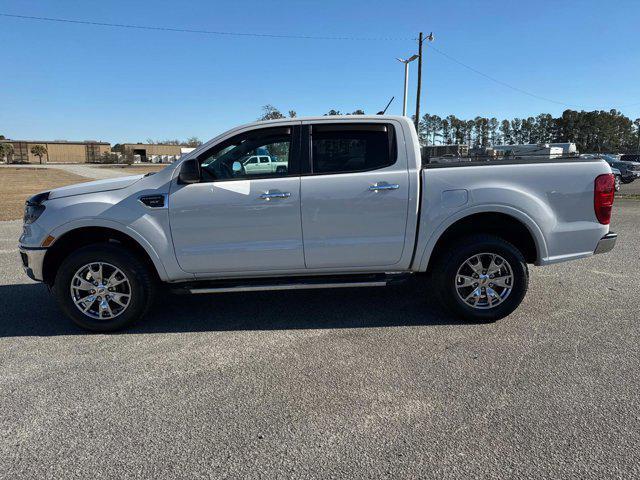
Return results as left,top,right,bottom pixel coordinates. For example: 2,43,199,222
432,234,529,323
53,244,155,332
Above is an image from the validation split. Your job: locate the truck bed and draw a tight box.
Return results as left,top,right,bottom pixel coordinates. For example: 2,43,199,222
414,159,612,269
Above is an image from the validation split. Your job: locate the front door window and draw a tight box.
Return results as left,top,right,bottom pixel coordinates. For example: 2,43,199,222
199,128,291,180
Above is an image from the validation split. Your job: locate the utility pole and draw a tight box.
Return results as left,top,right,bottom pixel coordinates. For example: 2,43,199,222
414,33,423,130
414,32,434,131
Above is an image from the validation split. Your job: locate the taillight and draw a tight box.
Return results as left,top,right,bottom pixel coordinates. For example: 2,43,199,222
594,174,615,224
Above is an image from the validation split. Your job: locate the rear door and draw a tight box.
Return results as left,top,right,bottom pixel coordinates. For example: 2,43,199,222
169,125,305,275
260,156,274,173
300,122,410,269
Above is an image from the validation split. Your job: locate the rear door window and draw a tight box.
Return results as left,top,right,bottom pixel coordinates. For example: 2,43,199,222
310,124,396,175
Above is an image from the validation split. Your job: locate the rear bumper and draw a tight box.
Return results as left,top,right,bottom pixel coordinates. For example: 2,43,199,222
594,232,617,255
19,246,46,282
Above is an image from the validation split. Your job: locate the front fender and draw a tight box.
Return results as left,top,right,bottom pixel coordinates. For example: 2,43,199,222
49,217,171,281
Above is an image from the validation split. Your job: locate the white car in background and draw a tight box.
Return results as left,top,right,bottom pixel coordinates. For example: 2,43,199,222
242,155,288,175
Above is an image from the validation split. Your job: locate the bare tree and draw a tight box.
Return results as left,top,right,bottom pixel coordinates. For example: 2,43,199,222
185,136,202,147
258,105,286,121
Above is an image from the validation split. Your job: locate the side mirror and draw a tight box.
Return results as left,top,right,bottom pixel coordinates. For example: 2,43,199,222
232,161,242,174
178,159,200,184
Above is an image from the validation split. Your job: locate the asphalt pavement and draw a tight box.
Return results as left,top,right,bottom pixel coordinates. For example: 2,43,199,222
619,179,640,196
0,201,638,479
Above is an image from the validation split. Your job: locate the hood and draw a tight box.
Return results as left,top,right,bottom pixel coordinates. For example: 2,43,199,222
47,175,144,200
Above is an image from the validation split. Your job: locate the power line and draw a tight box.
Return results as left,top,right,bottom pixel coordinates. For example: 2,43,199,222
425,43,640,111
425,43,582,108
0,12,413,41
2,12,637,110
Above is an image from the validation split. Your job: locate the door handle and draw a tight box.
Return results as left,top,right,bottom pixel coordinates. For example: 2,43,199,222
369,182,400,191
259,191,291,200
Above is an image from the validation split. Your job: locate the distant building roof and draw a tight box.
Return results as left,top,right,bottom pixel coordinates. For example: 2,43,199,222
115,143,183,147
0,139,110,145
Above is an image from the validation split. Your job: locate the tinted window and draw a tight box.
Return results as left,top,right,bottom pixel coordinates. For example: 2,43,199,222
259,156,270,163
311,125,394,174
199,128,291,181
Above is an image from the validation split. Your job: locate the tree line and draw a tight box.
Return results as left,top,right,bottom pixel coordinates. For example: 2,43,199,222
419,109,640,153
144,137,203,147
258,105,365,121
257,106,640,154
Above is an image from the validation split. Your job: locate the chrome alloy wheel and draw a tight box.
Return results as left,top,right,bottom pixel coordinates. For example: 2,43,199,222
454,253,514,309
70,262,131,320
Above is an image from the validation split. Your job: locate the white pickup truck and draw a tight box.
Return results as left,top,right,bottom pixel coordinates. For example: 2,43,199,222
19,116,617,331
242,155,288,175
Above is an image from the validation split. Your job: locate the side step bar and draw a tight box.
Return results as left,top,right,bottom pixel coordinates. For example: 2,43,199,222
171,273,412,295
188,281,387,294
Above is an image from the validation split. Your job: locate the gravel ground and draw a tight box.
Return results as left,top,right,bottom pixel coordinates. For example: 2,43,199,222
0,163,138,180
0,201,638,479
44,164,138,180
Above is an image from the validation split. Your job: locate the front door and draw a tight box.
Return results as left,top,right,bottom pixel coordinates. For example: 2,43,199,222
300,122,410,269
169,125,305,275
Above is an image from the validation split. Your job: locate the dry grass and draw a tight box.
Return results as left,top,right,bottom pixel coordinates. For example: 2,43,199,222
0,168,93,221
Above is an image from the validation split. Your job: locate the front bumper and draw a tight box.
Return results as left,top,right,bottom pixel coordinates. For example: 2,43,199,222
594,232,617,255
19,246,47,282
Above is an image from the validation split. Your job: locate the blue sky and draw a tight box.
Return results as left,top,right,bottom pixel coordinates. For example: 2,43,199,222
1,0,639,143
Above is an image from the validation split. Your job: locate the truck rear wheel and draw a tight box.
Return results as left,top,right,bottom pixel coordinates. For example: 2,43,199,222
53,244,155,332
431,234,529,323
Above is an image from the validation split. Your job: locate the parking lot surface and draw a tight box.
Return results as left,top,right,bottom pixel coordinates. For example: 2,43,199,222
1,201,638,479
619,179,640,196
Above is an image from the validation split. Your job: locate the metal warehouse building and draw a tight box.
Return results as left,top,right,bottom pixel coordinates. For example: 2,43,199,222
112,143,184,162
0,139,111,163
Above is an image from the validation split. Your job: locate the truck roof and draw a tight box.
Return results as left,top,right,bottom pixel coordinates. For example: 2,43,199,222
252,115,408,125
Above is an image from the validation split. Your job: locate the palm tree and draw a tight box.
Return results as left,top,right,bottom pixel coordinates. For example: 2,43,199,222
30,144,48,164
0,142,14,163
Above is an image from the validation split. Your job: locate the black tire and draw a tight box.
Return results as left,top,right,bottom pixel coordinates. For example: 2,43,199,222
614,175,621,192
621,177,633,184
53,243,155,332
431,234,529,323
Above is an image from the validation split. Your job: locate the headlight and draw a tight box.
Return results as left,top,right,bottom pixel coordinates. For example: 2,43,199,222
23,191,50,225
23,204,45,224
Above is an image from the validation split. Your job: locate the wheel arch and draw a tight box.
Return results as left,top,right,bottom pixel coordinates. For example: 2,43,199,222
43,224,168,285
418,207,547,273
